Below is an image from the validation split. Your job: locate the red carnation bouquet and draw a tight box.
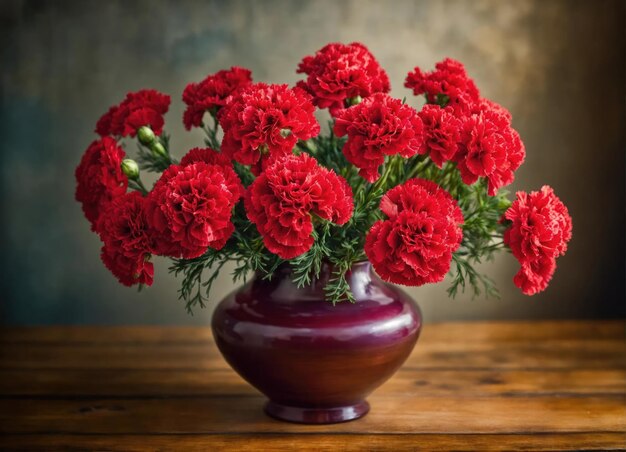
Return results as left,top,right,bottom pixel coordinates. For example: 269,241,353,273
76,43,572,311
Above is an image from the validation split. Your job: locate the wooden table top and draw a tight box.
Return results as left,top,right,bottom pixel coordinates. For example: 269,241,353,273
0,320,624,451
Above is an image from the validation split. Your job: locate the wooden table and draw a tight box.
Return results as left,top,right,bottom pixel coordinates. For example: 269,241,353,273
0,321,624,451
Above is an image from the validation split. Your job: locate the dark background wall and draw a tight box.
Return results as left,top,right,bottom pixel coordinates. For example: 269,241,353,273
0,0,624,325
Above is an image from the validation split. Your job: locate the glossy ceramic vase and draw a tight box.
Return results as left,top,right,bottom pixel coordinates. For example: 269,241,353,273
211,261,422,424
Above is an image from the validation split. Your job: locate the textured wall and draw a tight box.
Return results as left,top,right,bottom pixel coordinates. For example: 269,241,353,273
1,0,624,325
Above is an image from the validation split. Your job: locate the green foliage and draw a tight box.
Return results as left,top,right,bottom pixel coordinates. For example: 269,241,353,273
299,122,357,184
136,133,176,173
233,161,255,187
167,117,512,312
447,253,498,299
290,222,332,288
444,170,510,299
323,237,362,304
169,248,227,314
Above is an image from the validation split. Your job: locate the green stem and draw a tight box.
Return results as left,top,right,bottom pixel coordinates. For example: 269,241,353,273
405,156,433,180
463,209,482,222
212,114,219,139
296,139,315,156
203,114,221,150
130,177,149,195
436,162,456,187
353,174,366,194
137,178,149,195
371,155,402,193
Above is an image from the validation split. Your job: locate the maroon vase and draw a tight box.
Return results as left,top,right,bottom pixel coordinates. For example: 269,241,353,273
211,261,422,424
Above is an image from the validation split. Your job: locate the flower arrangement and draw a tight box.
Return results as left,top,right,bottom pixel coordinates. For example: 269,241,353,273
75,42,573,312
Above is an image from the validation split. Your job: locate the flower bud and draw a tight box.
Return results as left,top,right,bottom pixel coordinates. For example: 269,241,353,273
280,128,292,138
258,143,269,155
346,95,362,106
498,197,512,211
137,126,156,145
151,141,167,158
121,159,139,180
435,93,450,108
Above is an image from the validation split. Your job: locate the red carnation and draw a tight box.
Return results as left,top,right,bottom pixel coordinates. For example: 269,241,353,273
179,147,244,200
219,83,320,174
95,106,118,137
405,58,479,115
98,192,154,287
472,98,512,122
146,161,242,259
100,250,154,288
182,66,252,130
503,186,572,295
334,93,424,182
180,146,231,167
455,106,525,196
417,104,462,168
96,89,171,137
245,154,353,259
512,256,557,297
365,178,463,286
297,42,391,116
75,137,128,231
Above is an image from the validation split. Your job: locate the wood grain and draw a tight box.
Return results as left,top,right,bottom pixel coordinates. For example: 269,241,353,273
1,368,623,397
1,395,625,434
0,321,624,450
2,321,623,343
1,340,623,371
1,433,624,452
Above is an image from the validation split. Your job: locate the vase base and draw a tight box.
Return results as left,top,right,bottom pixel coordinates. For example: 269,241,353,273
264,400,370,424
